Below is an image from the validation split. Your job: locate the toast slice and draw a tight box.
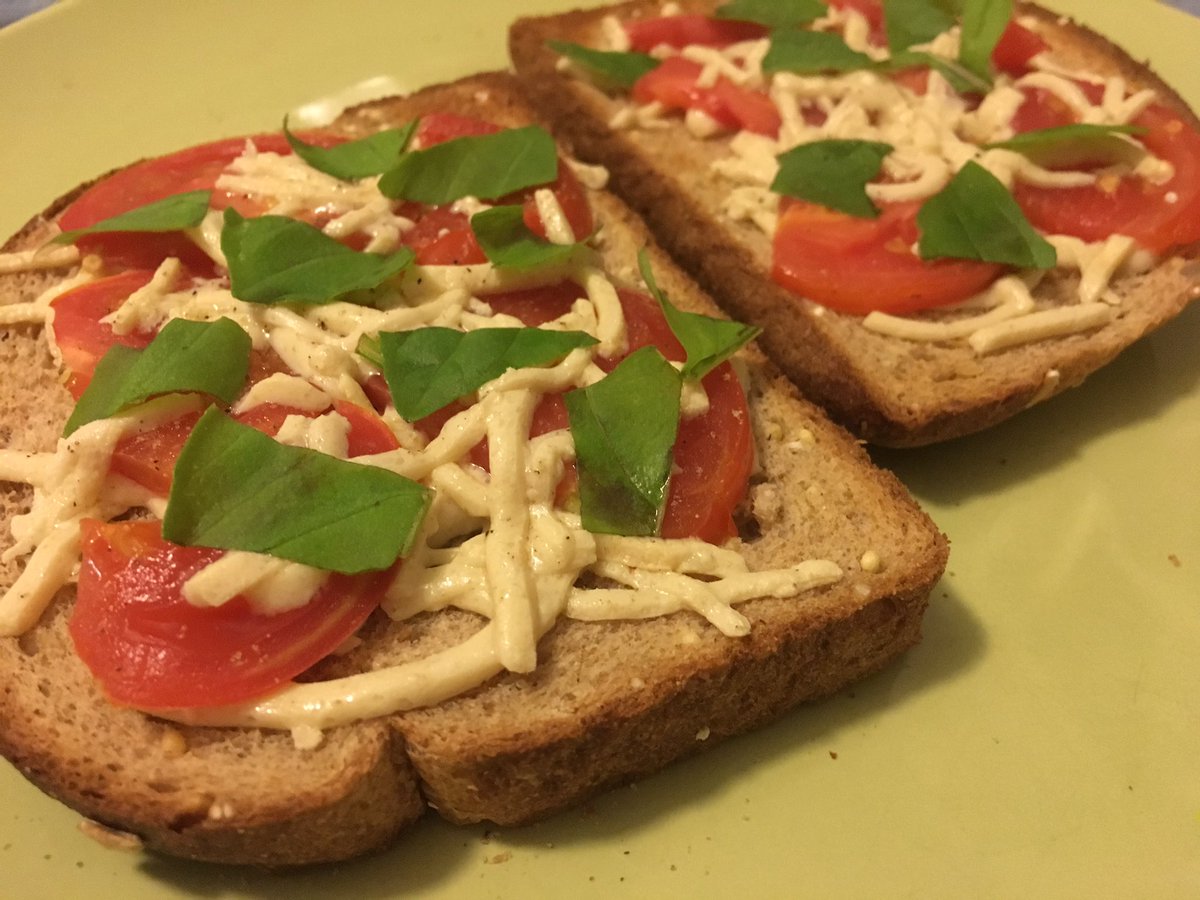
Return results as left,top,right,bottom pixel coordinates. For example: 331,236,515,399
0,72,946,865
510,1,1200,446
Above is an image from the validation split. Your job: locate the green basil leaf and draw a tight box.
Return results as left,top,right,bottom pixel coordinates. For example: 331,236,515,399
164,406,432,574
986,123,1148,169
565,346,681,537
715,0,825,27
637,249,759,381
882,50,992,94
368,326,597,422
547,40,660,89
221,208,414,305
470,204,582,271
54,190,211,245
64,317,251,436
377,125,559,204
771,139,893,218
917,161,1056,268
283,118,417,180
885,0,956,52
958,0,1012,80
762,28,875,74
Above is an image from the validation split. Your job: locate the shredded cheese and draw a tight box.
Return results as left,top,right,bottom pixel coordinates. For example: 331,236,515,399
0,108,849,731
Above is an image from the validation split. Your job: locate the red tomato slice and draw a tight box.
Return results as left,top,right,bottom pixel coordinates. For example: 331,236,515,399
399,204,487,266
991,21,1048,76
632,57,780,136
1013,103,1200,254
405,113,595,260
522,160,595,243
772,199,1004,314
625,14,767,52
111,400,400,497
827,0,887,47
413,112,502,147
469,283,753,543
58,133,332,273
70,519,388,709
51,270,159,396
1009,86,1076,134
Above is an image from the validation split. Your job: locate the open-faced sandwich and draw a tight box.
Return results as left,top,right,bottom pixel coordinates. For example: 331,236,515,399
0,72,947,865
511,0,1200,445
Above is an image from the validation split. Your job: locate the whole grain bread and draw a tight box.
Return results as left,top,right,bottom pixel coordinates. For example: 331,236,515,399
0,72,947,865
509,1,1200,446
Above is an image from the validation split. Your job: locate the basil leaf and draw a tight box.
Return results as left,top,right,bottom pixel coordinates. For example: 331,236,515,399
959,0,1012,80
715,0,825,27
882,50,992,94
986,123,1147,169
283,118,417,180
763,29,874,75
547,40,660,89
885,0,956,52
917,161,1056,268
637,249,759,381
64,317,251,436
54,190,211,245
565,346,681,537
378,125,559,204
771,139,893,218
368,326,597,422
164,406,431,574
470,204,582,271
221,208,414,305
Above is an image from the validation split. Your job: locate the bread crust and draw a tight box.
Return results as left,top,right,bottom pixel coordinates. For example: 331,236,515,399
509,0,1200,446
0,72,946,864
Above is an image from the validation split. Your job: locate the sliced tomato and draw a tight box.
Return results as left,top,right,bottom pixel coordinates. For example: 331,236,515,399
827,0,887,47
109,410,203,496
70,519,388,709
50,270,159,396
1009,86,1076,134
58,133,335,273
624,14,767,52
413,112,502,147
489,284,753,543
522,159,595,243
772,199,1004,314
1013,103,1200,254
991,20,1048,76
610,289,751,541
398,203,487,265
111,399,400,496
632,56,781,136
485,280,588,324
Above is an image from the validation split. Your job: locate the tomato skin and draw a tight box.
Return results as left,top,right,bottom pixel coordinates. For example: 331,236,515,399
633,57,781,137
625,14,767,51
70,519,388,709
1012,103,1200,254
772,199,1004,314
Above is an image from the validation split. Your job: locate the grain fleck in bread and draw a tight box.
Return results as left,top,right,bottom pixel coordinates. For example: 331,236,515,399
0,73,946,865
509,1,1200,446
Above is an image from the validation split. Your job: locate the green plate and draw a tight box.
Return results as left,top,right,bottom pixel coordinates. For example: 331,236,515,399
2,1,1198,896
